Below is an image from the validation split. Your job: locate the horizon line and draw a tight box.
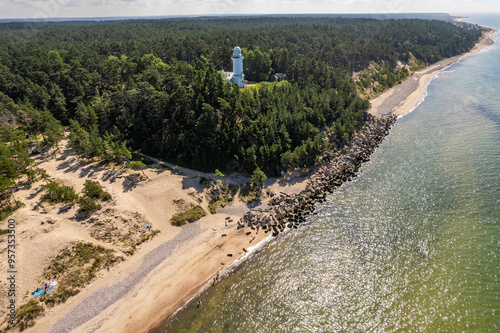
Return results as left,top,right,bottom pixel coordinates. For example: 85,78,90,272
0,12,466,23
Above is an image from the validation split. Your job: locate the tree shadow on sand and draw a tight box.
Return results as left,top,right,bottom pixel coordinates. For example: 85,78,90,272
245,199,262,209
54,149,129,187
181,176,204,194
122,174,141,193
26,186,44,200
101,169,122,183
56,147,72,161
79,164,106,179
56,156,82,174
271,169,309,187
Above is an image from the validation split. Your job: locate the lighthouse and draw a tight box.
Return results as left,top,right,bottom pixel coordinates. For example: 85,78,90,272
231,46,244,87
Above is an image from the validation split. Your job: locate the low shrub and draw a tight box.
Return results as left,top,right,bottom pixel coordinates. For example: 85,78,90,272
0,201,25,221
40,181,78,204
128,161,146,170
171,205,206,226
82,180,111,201
77,197,101,215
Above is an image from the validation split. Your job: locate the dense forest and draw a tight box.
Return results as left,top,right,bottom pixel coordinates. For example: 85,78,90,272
0,17,482,180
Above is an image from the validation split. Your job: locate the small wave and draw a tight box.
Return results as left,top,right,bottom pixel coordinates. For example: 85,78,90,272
227,233,274,269
167,230,280,322
397,74,438,119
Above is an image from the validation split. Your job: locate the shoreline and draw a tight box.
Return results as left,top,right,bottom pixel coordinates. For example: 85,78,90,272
146,25,500,332
4,25,496,333
147,114,398,333
369,27,499,117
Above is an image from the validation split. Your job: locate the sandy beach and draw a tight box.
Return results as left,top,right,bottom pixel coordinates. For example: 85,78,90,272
369,27,499,117
0,25,497,333
0,144,307,333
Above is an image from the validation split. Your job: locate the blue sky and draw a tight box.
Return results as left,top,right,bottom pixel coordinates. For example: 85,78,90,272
1,0,499,19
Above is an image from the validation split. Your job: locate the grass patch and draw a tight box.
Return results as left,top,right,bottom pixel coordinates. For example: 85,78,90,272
171,205,206,226
15,299,45,331
208,196,233,214
0,201,25,221
8,242,122,330
409,63,428,72
0,229,8,236
40,181,78,204
89,210,160,253
41,242,122,306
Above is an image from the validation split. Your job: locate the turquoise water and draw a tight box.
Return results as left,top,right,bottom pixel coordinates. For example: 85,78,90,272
162,15,500,332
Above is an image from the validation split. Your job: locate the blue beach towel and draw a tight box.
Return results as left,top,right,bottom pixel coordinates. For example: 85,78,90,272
32,289,44,297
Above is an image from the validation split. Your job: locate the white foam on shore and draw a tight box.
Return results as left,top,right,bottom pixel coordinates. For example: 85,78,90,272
227,233,274,268
397,74,437,119
397,59,462,119
397,30,498,119
164,230,277,324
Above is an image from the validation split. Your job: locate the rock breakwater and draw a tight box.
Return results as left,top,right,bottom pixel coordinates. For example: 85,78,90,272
237,115,397,236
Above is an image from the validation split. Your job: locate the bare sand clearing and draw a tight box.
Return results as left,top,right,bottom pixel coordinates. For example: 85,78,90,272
1,27,497,333
369,28,499,117
0,142,305,333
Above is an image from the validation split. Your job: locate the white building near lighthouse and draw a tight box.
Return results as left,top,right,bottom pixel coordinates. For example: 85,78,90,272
223,46,245,88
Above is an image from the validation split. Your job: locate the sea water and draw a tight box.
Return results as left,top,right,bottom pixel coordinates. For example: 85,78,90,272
161,14,500,332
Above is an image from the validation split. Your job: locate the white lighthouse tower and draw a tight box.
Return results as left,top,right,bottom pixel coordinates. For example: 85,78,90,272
231,46,244,88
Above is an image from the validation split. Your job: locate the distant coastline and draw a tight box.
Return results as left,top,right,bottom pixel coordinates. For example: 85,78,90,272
0,13,457,23
143,24,499,333
369,26,499,118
